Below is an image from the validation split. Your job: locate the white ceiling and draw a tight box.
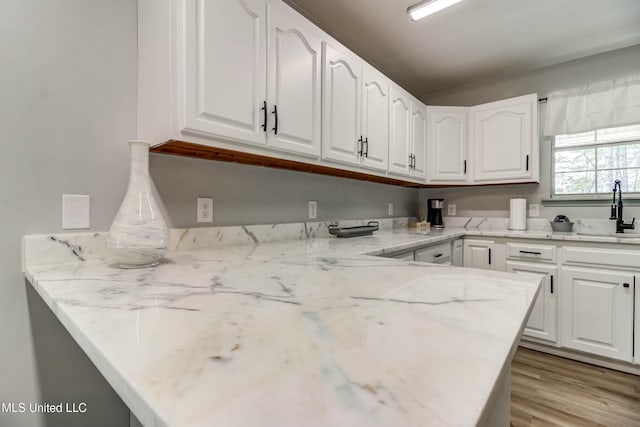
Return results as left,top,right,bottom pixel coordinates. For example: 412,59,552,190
283,0,640,100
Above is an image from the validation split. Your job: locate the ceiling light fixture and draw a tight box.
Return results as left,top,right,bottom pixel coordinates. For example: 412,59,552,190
407,0,465,21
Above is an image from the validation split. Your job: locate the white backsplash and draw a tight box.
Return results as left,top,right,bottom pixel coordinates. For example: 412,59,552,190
444,216,631,234
22,217,409,270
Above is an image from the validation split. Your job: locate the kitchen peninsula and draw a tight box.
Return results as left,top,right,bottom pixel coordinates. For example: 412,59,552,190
23,223,541,427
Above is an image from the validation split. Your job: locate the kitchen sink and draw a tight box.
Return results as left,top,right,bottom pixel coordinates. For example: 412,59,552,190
576,232,640,238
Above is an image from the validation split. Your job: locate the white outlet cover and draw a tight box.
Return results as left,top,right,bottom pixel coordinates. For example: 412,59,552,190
529,204,539,217
308,201,317,219
448,204,456,216
197,197,213,223
62,194,90,229
388,203,393,216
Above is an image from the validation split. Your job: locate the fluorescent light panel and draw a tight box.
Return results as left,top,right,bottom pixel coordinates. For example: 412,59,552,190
408,0,464,21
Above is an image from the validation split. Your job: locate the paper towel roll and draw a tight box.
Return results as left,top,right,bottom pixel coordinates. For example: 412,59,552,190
509,198,527,230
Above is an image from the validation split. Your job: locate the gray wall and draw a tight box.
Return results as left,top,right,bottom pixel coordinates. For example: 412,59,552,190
419,45,640,223
1,2,416,426
1,1,136,426
151,155,417,227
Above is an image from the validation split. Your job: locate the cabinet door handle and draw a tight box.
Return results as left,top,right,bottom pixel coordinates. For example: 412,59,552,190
411,154,416,169
272,105,278,135
364,137,369,158
409,154,413,169
488,248,492,265
434,253,443,258
526,154,529,171
358,136,364,156
463,160,467,174
623,283,630,288
261,101,267,132
519,250,542,255
550,275,554,294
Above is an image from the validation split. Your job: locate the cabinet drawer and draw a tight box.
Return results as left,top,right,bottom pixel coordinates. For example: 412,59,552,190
415,242,451,264
506,242,556,263
389,251,414,261
562,246,640,269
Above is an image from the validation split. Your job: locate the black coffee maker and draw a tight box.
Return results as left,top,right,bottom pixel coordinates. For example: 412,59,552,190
427,198,445,229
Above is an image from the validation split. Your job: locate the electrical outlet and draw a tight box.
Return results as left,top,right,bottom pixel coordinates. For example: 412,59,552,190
388,202,393,216
448,204,456,216
529,203,539,217
308,201,317,219
62,194,90,229
197,197,213,223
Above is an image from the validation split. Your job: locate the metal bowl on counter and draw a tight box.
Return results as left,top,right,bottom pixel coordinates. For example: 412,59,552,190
550,215,574,232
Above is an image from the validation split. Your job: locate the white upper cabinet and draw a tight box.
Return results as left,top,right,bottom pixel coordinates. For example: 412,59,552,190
388,85,412,177
321,43,390,172
166,0,321,158
361,65,389,172
267,2,322,157
410,98,427,180
428,107,468,183
471,93,538,183
321,42,362,166
388,88,427,181
183,0,268,146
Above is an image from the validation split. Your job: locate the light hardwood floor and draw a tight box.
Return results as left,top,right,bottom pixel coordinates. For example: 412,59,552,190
511,348,640,426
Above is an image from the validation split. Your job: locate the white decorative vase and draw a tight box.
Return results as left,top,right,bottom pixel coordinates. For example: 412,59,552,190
108,140,169,268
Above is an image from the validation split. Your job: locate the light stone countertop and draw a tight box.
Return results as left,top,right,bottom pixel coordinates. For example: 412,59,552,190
24,226,547,427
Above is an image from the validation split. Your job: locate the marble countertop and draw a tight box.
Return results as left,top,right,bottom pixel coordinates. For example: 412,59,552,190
24,226,542,427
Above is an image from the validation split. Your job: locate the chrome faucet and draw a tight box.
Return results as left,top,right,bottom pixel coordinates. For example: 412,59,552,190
610,179,635,233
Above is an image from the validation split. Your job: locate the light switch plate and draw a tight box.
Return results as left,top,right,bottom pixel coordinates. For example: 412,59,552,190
308,201,317,219
448,204,456,216
62,194,90,229
529,204,539,217
197,197,213,223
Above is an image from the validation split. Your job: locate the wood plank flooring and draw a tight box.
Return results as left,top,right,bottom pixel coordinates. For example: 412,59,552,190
511,348,640,426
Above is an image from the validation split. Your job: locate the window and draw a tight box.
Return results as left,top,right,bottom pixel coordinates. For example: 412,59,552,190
552,124,640,196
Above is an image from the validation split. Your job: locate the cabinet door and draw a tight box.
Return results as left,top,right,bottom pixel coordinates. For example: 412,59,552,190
388,85,411,177
361,66,389,172
321,42,361,166
636,275,640,365
428,107,468,182
452,239,463,267
506,261,558,344
267,2,322,157
471,94,537,182
462,240,494,270
410,99,427,180
560,267,633,362
183,0,267,145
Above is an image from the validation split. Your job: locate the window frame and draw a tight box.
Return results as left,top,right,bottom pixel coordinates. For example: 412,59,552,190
550,126,640,200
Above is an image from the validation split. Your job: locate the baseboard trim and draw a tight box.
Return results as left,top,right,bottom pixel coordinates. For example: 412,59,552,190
519,340,640,376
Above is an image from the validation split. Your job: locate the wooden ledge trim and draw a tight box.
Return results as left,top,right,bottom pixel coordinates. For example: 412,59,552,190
150,140,537,189
150,140,423,187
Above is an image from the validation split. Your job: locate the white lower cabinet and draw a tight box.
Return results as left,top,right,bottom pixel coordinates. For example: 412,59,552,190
459,238,640,368
506,261,558,344
559,266,634,362
389,251,414,261
463,240,494,270
415,242,451,265
452,239,463,267
636,284,640,365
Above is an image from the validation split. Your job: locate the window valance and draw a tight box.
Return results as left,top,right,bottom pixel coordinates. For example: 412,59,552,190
544,75,640,136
